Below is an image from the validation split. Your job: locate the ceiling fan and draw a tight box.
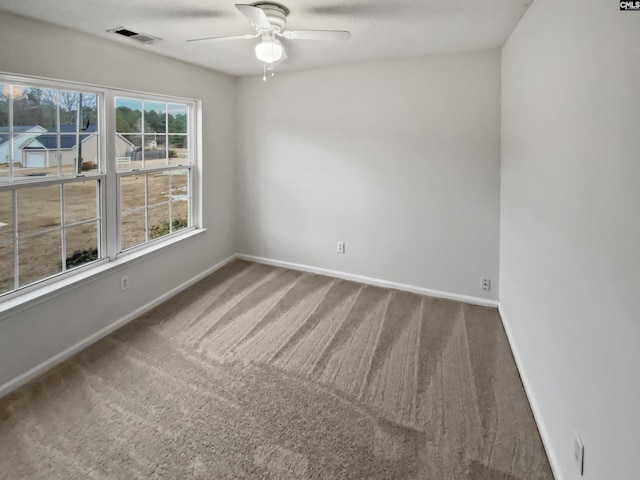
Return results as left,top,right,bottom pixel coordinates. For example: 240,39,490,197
187,3,351,75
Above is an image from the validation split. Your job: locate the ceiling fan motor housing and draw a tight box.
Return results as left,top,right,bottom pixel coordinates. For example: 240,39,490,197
253,2,289,30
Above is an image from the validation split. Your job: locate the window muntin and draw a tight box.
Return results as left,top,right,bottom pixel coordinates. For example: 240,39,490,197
0,76,198,299
115,97,192,252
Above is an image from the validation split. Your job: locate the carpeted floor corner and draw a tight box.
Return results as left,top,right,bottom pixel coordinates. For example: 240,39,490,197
0,260,554,479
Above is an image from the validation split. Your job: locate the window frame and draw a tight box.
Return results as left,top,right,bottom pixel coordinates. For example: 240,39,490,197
112,94,195,254
0,72,202,303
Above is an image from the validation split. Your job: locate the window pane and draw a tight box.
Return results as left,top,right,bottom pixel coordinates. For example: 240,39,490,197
64,181,97,225
120,174,145,210
169,135,188,165
115,98,142,133
168,104,187,133
0,85,8,181
0,84,8,128
0,241,14,294
58,91,98,132
17,185,61,236
172,200,188,232
117,134,142,171
148,204,170,240
147,171,170,206
143,134,167,168
79,134,99,174
65,221,98,270
13,86,57,131
0,86,9,180
0,190,13,241
18,230,62,287
144,101,166,133
59,133,99,175
170,169,189,201
80,93,98,130
59,134,79,175
59,90,79,128
121,209,146,249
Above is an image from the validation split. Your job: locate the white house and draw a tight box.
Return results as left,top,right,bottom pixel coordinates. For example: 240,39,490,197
0,125,47,166
0,125,135,168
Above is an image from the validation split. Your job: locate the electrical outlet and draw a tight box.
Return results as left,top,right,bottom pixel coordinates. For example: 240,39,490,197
337,241,345,254
574,432,584,475
481,277,491,291
120,275,130,291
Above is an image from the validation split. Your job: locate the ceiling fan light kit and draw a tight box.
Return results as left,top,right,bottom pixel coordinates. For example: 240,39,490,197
187,2,351,78
255,36,284,64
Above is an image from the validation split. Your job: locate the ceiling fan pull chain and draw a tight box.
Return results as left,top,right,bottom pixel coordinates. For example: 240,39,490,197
263,62,267,81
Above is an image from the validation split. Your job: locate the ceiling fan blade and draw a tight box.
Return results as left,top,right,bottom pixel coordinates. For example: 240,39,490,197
187,33,258,43
235,4,271,28
282,30,351,41
309,1,462,16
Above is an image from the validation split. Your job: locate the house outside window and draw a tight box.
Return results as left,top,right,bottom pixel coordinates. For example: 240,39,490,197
0,76,199,299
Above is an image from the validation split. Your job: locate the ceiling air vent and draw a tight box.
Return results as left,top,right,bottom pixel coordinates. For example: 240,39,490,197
107,27,159,45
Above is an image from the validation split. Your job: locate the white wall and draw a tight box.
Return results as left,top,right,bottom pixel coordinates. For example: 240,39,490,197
501,2,640,479
0,12,237,389
237,50,501,301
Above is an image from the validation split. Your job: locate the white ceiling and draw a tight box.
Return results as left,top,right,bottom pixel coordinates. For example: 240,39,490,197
0,0,532,77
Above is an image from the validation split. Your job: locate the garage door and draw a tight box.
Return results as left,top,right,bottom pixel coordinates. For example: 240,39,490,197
26,152,46,168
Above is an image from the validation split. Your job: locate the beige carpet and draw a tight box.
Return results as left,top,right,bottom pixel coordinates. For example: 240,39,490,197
0,260,553,479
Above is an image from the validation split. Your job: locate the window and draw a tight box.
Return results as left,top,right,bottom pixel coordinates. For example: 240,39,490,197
0,76,198,299
115,98,192,250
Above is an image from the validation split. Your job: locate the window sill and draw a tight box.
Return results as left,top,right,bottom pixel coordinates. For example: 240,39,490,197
0,228,207,321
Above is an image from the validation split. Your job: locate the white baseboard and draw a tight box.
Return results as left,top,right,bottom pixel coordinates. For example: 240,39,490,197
0,254,237,399
498,304,562,480
237,254,499,309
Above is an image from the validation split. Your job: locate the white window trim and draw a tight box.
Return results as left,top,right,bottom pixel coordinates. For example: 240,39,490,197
0,72,203,309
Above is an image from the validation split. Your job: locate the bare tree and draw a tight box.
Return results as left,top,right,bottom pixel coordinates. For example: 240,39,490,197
59,91,78,114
